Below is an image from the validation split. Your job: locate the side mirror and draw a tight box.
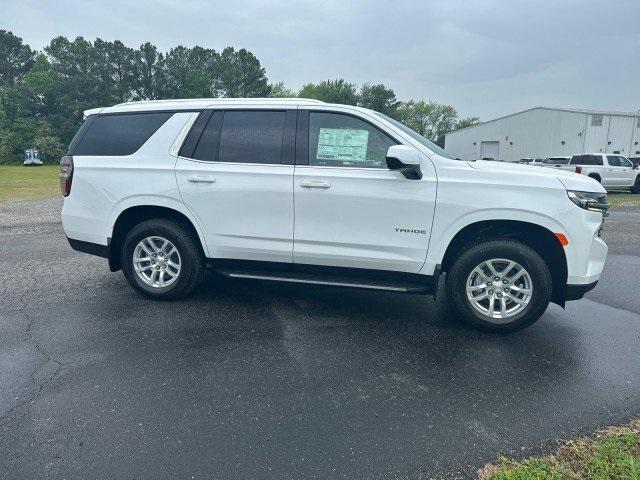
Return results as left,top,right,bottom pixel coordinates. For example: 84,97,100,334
386,145,422,180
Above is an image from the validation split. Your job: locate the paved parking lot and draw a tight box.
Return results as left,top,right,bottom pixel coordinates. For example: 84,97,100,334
1,198,639,479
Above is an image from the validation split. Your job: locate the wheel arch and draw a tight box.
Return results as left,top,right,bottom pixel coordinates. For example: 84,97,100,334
108,204,207,272
588,172,601,182
439,219,568,306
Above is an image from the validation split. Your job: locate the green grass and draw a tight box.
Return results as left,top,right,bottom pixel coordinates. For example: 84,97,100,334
0,165,60,201
479,420,640,480
607,192,640,209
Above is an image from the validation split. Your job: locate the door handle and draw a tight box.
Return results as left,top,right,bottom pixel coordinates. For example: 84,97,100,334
299,181,331,189
187,175,216,184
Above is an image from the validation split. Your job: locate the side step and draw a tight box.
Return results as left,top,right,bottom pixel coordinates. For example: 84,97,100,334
213,267,433,294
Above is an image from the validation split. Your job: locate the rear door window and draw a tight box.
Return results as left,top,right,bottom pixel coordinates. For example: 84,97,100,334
69,112,173,156
218,111,286,164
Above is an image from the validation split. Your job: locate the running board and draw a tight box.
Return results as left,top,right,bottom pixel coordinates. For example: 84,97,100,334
214,267,433,294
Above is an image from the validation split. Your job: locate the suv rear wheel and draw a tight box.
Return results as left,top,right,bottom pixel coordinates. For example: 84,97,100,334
445,239,552,333
121,219,205,300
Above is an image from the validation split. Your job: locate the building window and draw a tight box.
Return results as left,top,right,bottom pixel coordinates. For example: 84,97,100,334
591,114,603,127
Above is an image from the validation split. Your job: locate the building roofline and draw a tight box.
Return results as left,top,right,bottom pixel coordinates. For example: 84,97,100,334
446,106,640,136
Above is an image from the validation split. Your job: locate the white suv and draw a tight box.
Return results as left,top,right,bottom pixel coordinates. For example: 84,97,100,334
61,98,609,332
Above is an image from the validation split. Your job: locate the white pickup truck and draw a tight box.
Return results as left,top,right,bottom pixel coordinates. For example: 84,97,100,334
559,154,640,193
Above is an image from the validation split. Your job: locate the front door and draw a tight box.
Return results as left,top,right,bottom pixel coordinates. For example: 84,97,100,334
293,110,437,273
175,109,296,263
606,155,635,187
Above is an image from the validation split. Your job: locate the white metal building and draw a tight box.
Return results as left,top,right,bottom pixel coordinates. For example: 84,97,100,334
444,107,640,163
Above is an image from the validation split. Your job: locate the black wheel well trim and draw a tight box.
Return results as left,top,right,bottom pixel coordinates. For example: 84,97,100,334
439,219,568,307
588,173,601,180
108,205,205,272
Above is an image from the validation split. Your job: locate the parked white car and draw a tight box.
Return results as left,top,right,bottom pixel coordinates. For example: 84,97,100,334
61,98,609,332
544,156,571,168
559,154,640,193
519,158,546,166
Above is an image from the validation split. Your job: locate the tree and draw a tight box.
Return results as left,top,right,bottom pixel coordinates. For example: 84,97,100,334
94,39,136,102
163,45,218,98
0,30,35,87
358,83,399,117
299,79,358,105
268,81,295,98
132,42,167,100
44,35,127,140
215,47,270,98
0,54,66,162
0,30,482,164
454,116,480,131
397,100,458,146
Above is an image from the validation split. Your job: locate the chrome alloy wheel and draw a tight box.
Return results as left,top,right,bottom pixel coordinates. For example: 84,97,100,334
133,236,181,288
465,258,533,321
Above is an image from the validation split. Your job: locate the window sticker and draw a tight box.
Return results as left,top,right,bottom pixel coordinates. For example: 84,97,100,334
316,128,369,163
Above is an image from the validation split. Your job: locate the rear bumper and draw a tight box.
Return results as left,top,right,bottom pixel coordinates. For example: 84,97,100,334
67,237,109,258
565,281,598,301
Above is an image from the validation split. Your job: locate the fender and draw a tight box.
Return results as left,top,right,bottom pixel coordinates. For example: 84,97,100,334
419,207,568,275
107,194,211,257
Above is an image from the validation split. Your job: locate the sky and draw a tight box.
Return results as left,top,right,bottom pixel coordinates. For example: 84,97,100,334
2,0,639,120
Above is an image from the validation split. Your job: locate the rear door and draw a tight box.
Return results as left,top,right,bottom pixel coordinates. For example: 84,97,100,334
292,109,437,273
175,108,296,263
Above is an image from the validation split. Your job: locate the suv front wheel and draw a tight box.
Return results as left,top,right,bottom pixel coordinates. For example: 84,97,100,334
445,239,552,333
121,219,205,300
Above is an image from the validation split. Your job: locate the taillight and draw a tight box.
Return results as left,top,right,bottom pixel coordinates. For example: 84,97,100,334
574,166,582,174
60,156,73,197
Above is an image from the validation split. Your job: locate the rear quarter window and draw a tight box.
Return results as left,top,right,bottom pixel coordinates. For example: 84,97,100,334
570,154,603,166
69,112,173,156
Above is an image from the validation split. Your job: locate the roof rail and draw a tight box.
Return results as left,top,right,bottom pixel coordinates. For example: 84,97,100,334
114,97,325,107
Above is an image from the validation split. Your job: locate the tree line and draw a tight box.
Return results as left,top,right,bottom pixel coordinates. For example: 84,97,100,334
0,30,479,164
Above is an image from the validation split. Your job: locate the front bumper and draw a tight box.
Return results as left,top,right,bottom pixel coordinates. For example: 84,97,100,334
565,281,598,301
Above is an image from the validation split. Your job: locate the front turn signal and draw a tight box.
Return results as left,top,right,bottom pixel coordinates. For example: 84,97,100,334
554,233,569,247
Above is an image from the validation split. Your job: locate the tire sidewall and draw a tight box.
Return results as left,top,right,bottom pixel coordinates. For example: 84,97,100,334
447,240,552,333
122,220,198,299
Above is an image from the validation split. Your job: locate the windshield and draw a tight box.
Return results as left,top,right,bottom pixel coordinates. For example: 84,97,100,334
371,111,458,160
546,158,569,164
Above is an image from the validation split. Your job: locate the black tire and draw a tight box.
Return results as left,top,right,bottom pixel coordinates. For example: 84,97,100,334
631,176,640,194
589,174,601,184
445,239,552,333
121,219,205,300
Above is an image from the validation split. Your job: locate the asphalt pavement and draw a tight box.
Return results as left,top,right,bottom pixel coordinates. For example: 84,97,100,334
0,198,638,479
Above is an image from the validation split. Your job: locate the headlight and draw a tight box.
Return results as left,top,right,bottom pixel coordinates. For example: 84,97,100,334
567,190,609,216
